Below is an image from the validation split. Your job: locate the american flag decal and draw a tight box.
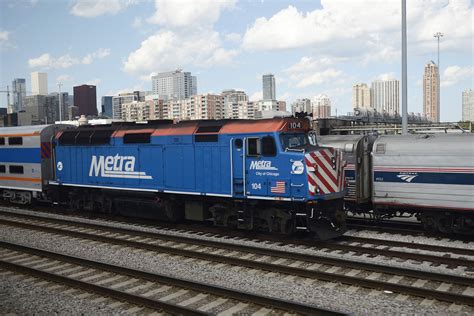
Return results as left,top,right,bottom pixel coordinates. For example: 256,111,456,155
271,181,286,194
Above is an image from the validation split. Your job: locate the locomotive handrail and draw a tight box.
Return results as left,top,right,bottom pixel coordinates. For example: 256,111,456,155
229,138,233,197
243,137,246,197
285,147,305,152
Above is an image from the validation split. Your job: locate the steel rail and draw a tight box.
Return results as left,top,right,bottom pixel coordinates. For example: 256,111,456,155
0,241,342,316
0,218,473,305
0,211,472,268
335,236,474,257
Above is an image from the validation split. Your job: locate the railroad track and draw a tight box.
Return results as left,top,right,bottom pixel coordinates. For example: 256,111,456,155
0,241,337,315
0,209,473,307
0,209,471,267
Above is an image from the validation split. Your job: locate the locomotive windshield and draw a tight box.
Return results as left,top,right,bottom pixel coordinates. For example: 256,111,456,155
280,133,309,150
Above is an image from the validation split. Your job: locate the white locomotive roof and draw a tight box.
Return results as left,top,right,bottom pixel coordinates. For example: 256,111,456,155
0,124,53,135
373,134,474,157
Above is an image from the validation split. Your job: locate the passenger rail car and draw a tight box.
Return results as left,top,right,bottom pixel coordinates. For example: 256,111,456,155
0,125,68,204
50,118,347,239
319,134,474,234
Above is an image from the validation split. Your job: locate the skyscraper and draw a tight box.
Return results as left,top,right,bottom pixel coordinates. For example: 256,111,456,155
31,72,48,95
371,79,400,115
221,89,249,119
73,85,97,116
291,98,311,115
423,61,440,122
352,83,371,109
312,94,331,118
11,78,26,112
151,69,197,100
462,89,474,122
101,96,113,118
262,74,276,100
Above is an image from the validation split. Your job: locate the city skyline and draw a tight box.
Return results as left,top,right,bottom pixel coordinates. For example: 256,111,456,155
1,0,472,122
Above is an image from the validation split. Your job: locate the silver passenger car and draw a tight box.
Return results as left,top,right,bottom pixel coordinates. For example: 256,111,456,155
372,134,474,232
0,124,67,204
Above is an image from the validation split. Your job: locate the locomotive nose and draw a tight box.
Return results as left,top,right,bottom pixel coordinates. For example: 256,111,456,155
305,147,345,197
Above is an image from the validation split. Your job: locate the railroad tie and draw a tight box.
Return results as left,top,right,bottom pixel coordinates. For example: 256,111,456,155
217,302,249,316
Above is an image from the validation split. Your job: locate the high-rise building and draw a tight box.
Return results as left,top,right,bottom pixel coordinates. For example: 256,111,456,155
73,85,98,117
291,98,312,115
112,91,146,120
371,79,400,115
462,89,474,122
31,72,48,95
423,61,440,122
352,83,371,109
312,94,331,118
151,69,197,100
22,92,69,124
222,89,249,119
101,96,113,118
262,74,276,100
11,78,26,113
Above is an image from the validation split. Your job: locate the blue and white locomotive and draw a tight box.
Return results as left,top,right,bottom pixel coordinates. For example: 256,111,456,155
45,118,346,239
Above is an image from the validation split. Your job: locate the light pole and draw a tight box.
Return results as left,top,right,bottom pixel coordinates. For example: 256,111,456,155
434,32,443,123
57,82,63,122
401,0,408,135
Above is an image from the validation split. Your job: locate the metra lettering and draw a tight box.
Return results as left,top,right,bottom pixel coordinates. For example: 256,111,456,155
89,155,152,179
249,160,278,171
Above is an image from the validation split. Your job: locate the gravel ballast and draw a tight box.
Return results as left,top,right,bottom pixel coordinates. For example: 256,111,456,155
1,220,473,315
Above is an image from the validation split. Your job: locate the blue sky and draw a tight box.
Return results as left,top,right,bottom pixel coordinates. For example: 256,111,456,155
0,0,472,121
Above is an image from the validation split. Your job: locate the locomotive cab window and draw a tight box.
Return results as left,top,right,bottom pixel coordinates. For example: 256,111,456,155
9,165,24,174
8,137,22,145
247,138,261,156
0,137,4,145
235,139,243,149
262,136,276,157
280,133,308,149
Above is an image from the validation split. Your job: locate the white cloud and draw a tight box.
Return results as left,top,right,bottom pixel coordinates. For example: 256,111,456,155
0,29,15,50
0,30,9,42
242,0,473,59
86,78,102,86
296,69,343,89
284,56,347,74
225,32,241,43
375,72,397,81
82,48,111,64
29,48,111,69
442,65,474,87
123,30,236,75
56,75,74,82
132,17,143,28
284,56,346,88
71,0,138,18
148,0,235,28
204,48,239,66
279,91,291,101
250,91,262,101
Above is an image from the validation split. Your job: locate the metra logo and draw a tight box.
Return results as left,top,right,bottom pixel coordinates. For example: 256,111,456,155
397,174,418,182
249,160,278,171
89,155,152,179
